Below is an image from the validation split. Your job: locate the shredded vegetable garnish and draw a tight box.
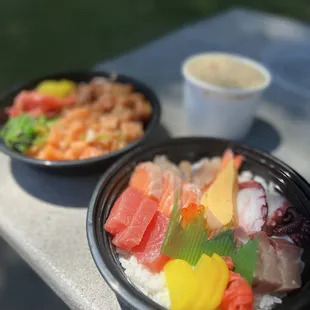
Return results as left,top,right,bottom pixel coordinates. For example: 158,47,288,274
161,195,258,283
0,114,57,153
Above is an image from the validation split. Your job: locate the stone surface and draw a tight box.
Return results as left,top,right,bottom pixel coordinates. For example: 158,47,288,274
1,8,310,310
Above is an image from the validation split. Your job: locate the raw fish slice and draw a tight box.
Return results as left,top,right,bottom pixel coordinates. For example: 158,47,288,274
112,197,158,251
153,155,182,177
104,187,144,235
158,171,182,217
192,157,221,189
129,162,163,201
132,212,170,272
178,160,192,182
253,232,282,293
180,182,202,210
233,226,250,248
237,181,268,234
269,238,302,292
220,149,244,172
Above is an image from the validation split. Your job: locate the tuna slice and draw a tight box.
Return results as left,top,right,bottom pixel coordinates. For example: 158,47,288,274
112,197,158,251
129,162,163,201
237,181,268,234
132,211,170,272
253,232,282,293
270,238,302,292
180,182,202,209
104,187,144,235
158,171,182,217
253,232,302,294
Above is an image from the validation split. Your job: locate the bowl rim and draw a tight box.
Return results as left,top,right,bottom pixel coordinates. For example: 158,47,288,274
182,52,272,95
86,137,310,310
0,70,161,168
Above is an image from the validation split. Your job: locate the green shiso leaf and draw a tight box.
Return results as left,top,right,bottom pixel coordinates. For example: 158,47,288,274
160,196,258,281
203,236,236,257
161,190,182,256
233,237,259,285
161,194,236,266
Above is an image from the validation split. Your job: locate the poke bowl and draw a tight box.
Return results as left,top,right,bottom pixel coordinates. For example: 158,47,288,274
87,137,310,310
0,71,161,172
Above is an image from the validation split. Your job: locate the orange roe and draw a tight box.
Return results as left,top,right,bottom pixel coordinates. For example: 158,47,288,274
181,203,205,228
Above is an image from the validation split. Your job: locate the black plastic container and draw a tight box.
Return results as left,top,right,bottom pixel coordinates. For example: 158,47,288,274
87,137,310,310
0,71,161,173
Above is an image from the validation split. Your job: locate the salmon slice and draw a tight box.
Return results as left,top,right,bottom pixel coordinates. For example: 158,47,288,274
158,171,182,217
180,182,202,209
104,187,144,235
220,149,244,172
112,197,158,251
132,211,170,272
129,162,163,201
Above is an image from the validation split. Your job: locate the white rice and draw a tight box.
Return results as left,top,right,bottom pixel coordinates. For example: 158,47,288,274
119,253,284,310
119,254,171,309
117,169,290,309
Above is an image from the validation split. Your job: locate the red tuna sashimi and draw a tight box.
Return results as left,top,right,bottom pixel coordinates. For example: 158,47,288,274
132,211,170,272
129,162,163,201
112,197,158,251
180,182,202,209
158,171,182,217
104,187,144,235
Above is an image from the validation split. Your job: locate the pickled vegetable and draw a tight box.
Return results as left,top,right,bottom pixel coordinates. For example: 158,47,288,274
164,259,199,310
194,254,229,310
35,79,76,98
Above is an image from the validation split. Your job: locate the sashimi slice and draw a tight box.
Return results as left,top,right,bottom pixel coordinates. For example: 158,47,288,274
112,197,158,251
104,187,144,235
132,211,170,272
153,155,182,177
237,181,268,234
158,171,182,217
192,157,221,189
220,149,244,172
180,182,202,209
129,162,163,201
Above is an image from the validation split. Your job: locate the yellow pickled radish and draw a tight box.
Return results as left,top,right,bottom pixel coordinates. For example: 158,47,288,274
194,254,218,310
193,254,229,310
209,253,229,308
164,259,199,310
35,79,76,98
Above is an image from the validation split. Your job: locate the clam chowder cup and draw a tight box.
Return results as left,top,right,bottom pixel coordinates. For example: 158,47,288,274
182,53,272,140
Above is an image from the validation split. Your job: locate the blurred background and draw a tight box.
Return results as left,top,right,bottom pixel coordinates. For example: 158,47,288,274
0,1,309,309
1,0,310,93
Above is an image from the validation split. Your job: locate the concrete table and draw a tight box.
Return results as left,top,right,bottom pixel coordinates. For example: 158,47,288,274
1,8,310,310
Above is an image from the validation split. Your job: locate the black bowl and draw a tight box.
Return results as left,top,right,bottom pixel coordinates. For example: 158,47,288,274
0,71,161,173
87,137,310,310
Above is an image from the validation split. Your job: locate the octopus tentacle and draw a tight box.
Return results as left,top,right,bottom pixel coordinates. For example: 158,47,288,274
265,204,310,247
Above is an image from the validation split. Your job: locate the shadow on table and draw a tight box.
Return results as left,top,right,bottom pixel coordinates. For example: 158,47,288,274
10,125,170,208
240,117,282,153
0,238,69,310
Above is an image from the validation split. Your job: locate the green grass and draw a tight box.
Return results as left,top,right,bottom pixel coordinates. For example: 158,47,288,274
0,0,309,92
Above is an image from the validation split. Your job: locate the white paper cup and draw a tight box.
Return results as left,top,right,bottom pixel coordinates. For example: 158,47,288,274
182,52,272,140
